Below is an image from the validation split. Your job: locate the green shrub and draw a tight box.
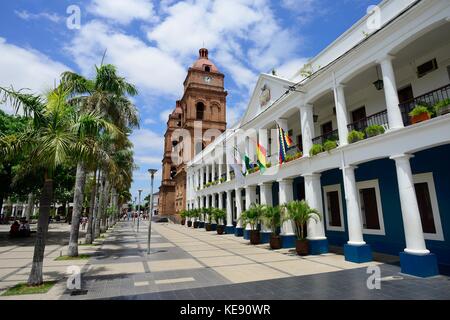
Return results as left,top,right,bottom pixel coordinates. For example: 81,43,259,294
408,105,431,117
309,144,324,156
347,130,365,144
434,98,450,113
323,140,337,151
365,124,385,138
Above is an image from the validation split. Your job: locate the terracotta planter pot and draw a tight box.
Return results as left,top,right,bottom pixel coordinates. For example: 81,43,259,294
205,223,212,231
410,112,430,124
295,239,309,256
193,221,199,228
216,225,225,235
181,219,186,226
270,235,282,250
250,230,260,245
187,221,192,227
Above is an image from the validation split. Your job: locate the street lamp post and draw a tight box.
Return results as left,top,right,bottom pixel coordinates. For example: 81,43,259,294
133,197,137,227
147,169,157,255
137,189,142,232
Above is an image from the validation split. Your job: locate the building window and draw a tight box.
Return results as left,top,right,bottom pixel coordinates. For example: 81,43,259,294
323,185,344,232
196,102,205,120
205,65,211,72
356,179,385,235
321,121,333,135
413,173,444,241
296,134,303,152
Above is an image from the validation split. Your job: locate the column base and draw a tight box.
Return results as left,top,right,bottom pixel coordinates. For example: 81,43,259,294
309,239,329,255
211,223,217,231
281,234,296,248
234,227,244,237
344,244,372,263
260,232,272,244
198,221,205,228
225,226,235,235
399,252,439,278
243,229,251,240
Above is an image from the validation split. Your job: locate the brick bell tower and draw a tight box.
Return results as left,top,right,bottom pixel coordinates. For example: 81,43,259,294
158,48,227,220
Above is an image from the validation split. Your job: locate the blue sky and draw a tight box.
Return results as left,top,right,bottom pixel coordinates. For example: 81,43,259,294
0,0,377,201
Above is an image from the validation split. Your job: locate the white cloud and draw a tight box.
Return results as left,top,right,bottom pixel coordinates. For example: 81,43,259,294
14,10,62,23
0,38,70,114
146,0,302,92
159,109,172,122
143,117,156,125
88,0,157,25
134,155,162,165
276,57,311,82
66,21,186,98
130,128,164,151
281,0,329,25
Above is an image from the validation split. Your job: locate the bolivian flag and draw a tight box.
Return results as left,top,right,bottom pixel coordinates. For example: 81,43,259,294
256,143,267,173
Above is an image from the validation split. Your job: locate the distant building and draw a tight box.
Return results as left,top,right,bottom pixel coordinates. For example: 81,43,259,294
158,48,227,220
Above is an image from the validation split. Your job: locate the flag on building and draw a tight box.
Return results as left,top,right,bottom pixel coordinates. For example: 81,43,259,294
228,146,245,184
277,124,288,165
244,154,252,172
256,143,268,173
285,132,294,148
234,146,247,176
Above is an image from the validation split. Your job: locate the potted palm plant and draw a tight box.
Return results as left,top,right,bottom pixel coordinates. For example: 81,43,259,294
239,204,265,245
203,207,213,231
282,200,321,256
180,210,187,226
186,210,193,227
262,206,282,249
212,208,226,235
192,209,200,228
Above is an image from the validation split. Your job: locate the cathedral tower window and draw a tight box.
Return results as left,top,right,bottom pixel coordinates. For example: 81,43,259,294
196,102,205,120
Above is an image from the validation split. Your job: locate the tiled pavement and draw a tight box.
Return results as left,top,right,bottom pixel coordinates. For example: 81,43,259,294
61,221,450,300
0,223,100,299
2,220,450,299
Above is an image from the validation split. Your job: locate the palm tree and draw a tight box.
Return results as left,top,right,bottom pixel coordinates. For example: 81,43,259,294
282,200,321,241
61,64,139,254
239,203,266,245
239,203,266,231
262,205,282,236
0,85,119,285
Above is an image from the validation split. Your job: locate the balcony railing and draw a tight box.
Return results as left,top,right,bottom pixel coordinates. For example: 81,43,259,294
347,109,389,132
312,129,339,145
399,84,450,126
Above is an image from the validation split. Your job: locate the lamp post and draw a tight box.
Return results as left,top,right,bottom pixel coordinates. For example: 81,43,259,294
137,189,142,232
147,169,157,255
133,197,137,227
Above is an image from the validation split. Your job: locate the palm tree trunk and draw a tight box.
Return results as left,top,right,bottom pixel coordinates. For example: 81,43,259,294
25,193,34,222
101,178,110,232
94,172,104,239
28,177,53,286
85,169,97,244
67,162,86,256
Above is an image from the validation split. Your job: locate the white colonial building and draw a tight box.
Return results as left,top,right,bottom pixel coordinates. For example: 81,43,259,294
184,0,450,277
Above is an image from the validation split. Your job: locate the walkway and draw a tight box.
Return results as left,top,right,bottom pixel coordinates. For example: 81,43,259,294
56,220,450,300
0,222,100,299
